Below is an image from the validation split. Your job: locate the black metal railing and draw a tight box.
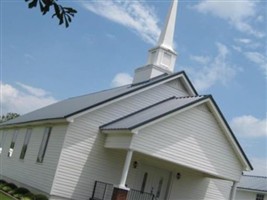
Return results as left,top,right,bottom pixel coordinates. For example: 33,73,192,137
128,189,155,200
90,181,114,200
90,181,155,200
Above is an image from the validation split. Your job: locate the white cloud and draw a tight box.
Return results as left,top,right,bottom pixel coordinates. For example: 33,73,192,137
234,38,251,44
231,115,267,137
244,51,267,76
190,55,210,65
1,82,57,115
185,43,237,91
193,0,264,38
111,73,133,87
80,1,160,44
244,158,267,176
16,82,49,97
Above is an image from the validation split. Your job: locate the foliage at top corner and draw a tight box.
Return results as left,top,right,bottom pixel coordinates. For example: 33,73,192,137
0,113,20,123
25,0,77,28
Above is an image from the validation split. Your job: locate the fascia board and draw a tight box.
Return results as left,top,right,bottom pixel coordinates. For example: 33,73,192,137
100,129,132,135
0,118,68,129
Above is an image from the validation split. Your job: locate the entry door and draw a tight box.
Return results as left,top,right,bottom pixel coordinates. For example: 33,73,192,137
135,164,170,200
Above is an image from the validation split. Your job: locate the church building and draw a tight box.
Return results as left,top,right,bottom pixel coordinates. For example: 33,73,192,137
0,1,253,200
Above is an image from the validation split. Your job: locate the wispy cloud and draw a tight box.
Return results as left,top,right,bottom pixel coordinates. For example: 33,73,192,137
193,0,264,38
80,0,160,44
1,82,57,114
185,43,237,91
231,115,267,137
111,73,133,87
234,38,261,49
244,51,267,77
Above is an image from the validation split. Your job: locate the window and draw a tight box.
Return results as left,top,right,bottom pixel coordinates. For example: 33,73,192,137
140,172,148,193
256,194,265,200
156,178,164,198
37,127,52,163
20,128,32,160
8,130,18,157
0,131,7,155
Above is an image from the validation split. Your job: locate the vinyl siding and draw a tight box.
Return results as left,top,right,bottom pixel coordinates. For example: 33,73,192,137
105,134,132,149
131,104,243,181
168,171,232,200
50,82,189,200
236,190,266,200
0,124,67,194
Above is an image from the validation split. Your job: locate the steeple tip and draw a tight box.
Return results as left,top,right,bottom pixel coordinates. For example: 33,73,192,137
157,0,178,51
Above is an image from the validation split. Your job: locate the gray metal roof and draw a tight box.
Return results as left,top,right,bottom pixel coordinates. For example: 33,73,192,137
237,175,267,192
100,95,208,131
1,71,195,127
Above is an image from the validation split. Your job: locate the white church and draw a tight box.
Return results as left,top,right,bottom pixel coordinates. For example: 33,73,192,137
0,1,256,200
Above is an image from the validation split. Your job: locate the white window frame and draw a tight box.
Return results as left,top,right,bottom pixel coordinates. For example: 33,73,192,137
37,127,52,163
8,130,18,157
20,128,32,160
0,131,7,155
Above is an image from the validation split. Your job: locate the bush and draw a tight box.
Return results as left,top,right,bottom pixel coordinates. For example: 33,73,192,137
35,194,48,200
2,183,17,192
21,192,35,200
0,182,7,190
0,180,6,184
12,187,30,197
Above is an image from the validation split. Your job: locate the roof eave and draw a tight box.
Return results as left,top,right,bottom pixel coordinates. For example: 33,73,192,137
0,118,68,129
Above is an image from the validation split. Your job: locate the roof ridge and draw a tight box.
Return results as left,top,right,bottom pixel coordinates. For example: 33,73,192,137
100,96,176,129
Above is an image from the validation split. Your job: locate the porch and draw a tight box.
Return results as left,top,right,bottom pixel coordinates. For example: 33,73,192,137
90,150,236,200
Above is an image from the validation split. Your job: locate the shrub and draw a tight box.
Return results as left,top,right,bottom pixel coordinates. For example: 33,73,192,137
0,182,7,190
12,187,30,197
2,183,17,192
35,194,48,200
0,180,6,184
21,192,35,200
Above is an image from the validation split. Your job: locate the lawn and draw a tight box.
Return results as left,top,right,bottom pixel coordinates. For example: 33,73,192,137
0,192,13,200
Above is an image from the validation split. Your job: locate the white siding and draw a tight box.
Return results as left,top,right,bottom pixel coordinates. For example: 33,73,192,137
0,124,67,194
105,134,132,149
131,104,243,181
236,190,266,200
50,82,190,200
168,170,232,200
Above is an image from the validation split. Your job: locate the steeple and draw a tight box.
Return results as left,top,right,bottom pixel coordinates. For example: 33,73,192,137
133,0,178,84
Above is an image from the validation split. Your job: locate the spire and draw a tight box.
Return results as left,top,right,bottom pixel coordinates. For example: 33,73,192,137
133,0,179,84
157,0,178,51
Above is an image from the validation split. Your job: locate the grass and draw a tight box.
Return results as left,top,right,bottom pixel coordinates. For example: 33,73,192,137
0,192,13,200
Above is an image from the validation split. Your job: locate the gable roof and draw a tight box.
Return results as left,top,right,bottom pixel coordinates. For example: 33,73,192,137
0,71,197,127
237,175,267,192
100,95,253,171
100,95,208,131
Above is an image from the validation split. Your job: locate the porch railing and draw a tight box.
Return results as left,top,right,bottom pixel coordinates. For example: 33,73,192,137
90,181,114,200
127,189,155,200
90,181,155,200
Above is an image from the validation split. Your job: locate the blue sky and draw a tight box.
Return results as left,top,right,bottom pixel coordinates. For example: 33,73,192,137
1,0,266,176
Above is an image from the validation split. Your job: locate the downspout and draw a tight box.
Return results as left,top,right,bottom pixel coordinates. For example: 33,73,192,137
229,181,238,200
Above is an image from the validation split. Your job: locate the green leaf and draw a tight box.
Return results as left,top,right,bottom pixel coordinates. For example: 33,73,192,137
28,0,38,8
